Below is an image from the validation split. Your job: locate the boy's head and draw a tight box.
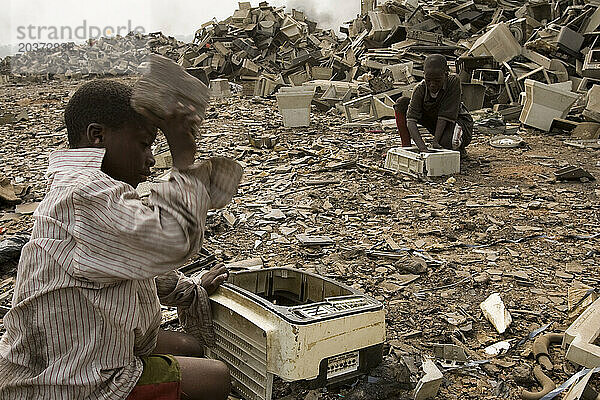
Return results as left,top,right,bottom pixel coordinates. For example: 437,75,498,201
64,80,157,187
423,54,449,96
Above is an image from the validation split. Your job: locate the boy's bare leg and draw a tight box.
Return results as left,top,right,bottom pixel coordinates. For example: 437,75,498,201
176,356,231,400
153,329,204,357
153,330,231,400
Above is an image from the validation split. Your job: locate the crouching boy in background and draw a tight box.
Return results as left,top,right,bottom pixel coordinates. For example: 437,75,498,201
394,54,473,156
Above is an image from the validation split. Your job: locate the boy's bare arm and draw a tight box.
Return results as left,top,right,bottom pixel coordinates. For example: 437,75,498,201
407,119,433,153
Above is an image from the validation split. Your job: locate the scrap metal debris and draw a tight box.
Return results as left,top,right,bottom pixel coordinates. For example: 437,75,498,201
1,0,600,399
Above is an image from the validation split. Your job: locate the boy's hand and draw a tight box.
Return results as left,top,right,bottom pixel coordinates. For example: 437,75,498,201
141,102,201,170
201,264,229,295
163,102,201,170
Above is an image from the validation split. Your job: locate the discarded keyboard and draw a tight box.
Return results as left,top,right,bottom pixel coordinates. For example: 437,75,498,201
204,268,385,400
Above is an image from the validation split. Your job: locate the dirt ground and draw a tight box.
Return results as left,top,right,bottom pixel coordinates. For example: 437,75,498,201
1,77,599,399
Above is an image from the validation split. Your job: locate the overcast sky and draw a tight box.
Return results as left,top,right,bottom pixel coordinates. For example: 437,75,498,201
1,0,359,49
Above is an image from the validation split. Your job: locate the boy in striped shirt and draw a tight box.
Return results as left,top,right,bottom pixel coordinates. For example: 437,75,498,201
0,80,242,400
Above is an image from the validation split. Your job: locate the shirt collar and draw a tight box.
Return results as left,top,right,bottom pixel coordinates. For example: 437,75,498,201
47,148,106,174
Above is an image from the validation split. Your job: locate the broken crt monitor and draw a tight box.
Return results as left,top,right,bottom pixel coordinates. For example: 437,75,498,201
204,268,385,400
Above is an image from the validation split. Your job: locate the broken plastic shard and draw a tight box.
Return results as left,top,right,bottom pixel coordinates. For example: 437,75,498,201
295,234,335,246
222,210,236,227
15,202,40,215
264,208,286,220
484,340,511,356
554,166,595,181
564,297,600,368
0,175,19,204
489,135,524,148
413,358,443,400
0,234,30,264
480,293,513,334
433,344,468,363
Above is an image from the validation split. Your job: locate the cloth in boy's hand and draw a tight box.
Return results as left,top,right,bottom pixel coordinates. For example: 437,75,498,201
156,270,216,347
131,54,209,123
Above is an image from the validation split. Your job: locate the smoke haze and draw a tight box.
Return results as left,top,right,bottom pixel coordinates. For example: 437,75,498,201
1,0,360,55
274,0,360,32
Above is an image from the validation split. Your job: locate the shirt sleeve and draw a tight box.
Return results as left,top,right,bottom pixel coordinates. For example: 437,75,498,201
71,157,242,283
406,83,425,122
437,75,462,122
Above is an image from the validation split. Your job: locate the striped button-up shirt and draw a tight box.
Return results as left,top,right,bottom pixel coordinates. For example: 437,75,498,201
0,148,242,399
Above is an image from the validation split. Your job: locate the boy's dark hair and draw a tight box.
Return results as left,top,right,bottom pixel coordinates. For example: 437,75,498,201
64,80,142,148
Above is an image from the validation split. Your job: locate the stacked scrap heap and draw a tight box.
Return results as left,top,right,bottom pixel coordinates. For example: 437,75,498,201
3,0,600,130
2,1,600,399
